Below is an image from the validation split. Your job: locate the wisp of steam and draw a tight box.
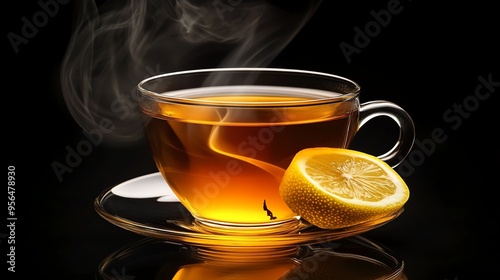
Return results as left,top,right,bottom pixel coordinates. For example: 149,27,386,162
60,0,322,144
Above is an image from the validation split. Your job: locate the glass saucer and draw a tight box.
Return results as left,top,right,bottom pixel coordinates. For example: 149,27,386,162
94,172,403,250
97,236,407,280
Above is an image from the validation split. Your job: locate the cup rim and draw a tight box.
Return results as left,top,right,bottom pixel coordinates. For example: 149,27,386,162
137,67,361,107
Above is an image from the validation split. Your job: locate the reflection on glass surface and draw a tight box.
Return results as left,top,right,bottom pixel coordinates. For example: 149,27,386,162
98,236,406,280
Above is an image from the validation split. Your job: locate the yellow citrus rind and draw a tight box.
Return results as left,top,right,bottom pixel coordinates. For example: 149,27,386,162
279,148,410,229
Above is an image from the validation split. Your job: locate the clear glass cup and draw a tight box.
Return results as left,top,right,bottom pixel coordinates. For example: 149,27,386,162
137,68,415,234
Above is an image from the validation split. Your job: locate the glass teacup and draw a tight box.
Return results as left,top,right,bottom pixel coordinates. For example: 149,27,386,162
137,68,415,234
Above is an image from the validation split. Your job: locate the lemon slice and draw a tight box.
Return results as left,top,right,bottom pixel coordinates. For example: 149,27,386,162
279,148,410,229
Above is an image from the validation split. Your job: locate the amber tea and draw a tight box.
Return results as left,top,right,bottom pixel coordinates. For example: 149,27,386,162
142,86,358,225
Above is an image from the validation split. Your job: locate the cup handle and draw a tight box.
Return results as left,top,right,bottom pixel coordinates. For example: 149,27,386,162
358,101,415,168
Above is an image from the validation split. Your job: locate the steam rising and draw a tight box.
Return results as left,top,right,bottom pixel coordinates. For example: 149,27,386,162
61,0,322,144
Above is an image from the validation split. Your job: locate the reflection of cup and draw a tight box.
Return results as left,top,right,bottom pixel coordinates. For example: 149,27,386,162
137,68,415,233
97,235,407,279
171,252,408,280
171,237,407,280
172,259,299,280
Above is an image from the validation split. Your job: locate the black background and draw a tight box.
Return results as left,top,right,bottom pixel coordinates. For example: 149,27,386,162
4,0,499,279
